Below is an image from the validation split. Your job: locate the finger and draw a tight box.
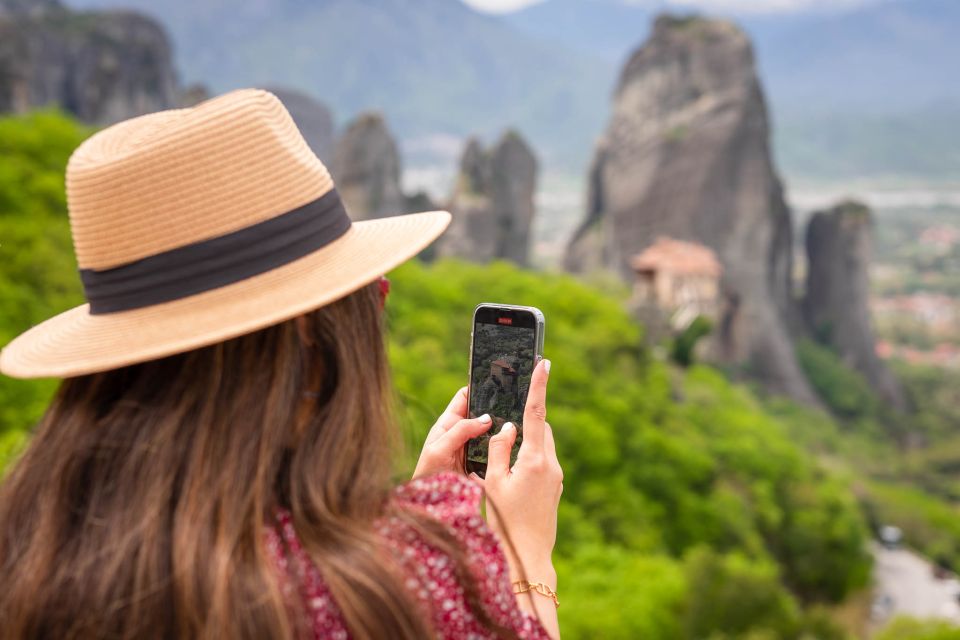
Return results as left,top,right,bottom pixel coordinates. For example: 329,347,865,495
544,422,563,484
435,414,493,454
468,472,485,490
520,358,550,453
441,387,469,424
432,387,469,434
543,421,559,466
486,422,517,479
473,472,501,529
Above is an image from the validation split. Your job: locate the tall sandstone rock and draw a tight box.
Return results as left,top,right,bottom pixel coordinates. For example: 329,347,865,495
439,131,538,265
333,112,408,221
332,111,436,221
0,0,177,124
566,15,817,404
803,201,906,410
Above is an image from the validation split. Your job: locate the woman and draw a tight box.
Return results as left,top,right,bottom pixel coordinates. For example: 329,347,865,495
0,89,562,639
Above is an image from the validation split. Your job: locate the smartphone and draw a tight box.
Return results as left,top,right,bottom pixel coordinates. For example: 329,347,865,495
464,303,545,479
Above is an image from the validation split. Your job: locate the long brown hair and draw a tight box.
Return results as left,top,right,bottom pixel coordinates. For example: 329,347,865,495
0,282,516,639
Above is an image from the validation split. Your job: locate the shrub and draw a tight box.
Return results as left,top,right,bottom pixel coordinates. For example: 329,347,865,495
795,339,880,420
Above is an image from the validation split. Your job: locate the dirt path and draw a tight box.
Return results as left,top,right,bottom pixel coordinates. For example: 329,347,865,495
871,543,960,632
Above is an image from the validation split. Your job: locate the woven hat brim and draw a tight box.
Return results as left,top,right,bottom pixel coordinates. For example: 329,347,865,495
0,210,451,379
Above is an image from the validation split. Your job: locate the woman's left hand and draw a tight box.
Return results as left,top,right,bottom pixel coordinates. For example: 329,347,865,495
413,387,492,479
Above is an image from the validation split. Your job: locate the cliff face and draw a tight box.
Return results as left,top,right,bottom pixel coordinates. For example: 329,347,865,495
332,112,407,221
803,201,907,410
566,15,816,404
0,0,59,17
439,131,538,265
0,0,177,124
266,87,335,165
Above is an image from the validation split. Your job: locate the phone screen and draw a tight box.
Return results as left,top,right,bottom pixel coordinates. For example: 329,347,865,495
465,306,539,477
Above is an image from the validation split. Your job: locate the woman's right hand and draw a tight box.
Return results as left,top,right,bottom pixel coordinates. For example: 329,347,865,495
481,358,563,588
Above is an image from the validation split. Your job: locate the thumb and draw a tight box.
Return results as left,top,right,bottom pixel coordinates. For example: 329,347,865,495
486,422,517,479
436,415,493,455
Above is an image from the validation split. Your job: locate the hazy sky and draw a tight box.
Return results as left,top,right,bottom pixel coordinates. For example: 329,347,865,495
463,0,878,15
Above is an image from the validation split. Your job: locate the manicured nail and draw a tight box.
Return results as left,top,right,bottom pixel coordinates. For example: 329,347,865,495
543,359,551,374
478,413,492,423
500,422,515,433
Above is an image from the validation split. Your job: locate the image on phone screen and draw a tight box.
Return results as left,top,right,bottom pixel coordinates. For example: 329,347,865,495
466,313,538,475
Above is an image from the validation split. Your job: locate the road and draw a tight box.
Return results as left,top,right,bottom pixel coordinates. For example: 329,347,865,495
871,543,960,630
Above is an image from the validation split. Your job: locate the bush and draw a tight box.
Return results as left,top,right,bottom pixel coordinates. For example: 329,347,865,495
683,547,801,639
795,339,880,420
863,481,960,572
671,315,713,367
0,112,90,439
554,546,685,639
876,617,960,640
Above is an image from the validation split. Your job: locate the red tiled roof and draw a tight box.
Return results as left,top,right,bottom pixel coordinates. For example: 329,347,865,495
630,237,722,278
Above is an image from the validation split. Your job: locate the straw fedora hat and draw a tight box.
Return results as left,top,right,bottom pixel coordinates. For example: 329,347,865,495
0,89,450,379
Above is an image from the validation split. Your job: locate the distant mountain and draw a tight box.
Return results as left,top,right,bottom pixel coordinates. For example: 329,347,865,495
749,0,960,114
504,0,960,180
65,0,614,169
506,0,960,114
500,0,653,64
774,102,960,181
751,0,960,180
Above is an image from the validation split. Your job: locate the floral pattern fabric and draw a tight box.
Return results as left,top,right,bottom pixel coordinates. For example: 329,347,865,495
264,472,551,639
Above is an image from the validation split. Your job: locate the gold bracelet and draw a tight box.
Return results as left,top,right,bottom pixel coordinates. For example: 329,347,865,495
512,580,559,609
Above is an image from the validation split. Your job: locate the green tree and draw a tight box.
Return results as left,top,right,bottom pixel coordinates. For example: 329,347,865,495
0,111,90,438
682,547,800,639
876,617,960,640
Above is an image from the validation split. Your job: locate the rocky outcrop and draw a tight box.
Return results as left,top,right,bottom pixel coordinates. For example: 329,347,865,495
266,87,335,164
0,0,178,124
439,131,538,265
177,83,210,108
332,111,436,220
803,201,906,410
332,112,408,220
0,0,59,18
565,15,817,404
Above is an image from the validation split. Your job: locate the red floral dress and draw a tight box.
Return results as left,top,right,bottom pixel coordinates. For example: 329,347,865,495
264,472,551,639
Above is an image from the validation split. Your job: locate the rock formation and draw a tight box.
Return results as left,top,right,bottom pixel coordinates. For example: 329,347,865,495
439,131,538,265
803,201,906,410
0,0,59,18
266,87,335,165
565,15,817,404
177,84,210,108
332,112,409,220
0,0,178,124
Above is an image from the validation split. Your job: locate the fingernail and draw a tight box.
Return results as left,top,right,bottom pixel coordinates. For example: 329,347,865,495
479,413,492,423
500,422,515,433
543,359,551,374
